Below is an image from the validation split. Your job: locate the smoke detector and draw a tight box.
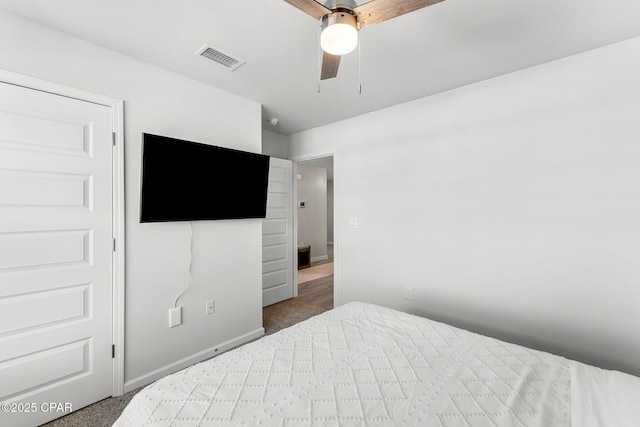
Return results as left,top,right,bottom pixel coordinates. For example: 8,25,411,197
266,118,279,126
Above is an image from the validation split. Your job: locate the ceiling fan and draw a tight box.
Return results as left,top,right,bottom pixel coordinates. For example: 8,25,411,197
284,0,445,80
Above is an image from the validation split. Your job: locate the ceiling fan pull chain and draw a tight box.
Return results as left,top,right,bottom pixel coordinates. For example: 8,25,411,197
358,31,362,95
317,24,322,93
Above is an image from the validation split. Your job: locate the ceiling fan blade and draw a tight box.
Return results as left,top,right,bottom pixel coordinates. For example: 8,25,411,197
354,0,445,28
320,51,341,80
283,0,331,20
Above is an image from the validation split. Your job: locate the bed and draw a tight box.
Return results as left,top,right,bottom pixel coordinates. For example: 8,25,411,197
114,302,640,426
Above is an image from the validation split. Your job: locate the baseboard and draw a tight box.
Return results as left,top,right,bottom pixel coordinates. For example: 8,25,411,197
311,255,328,262
123,327,265,393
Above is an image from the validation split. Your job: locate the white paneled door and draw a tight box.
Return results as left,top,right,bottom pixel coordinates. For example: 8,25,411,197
262,157,294,307
0,81,114,426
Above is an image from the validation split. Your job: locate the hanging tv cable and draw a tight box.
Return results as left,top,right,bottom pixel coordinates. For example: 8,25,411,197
173,221,194,308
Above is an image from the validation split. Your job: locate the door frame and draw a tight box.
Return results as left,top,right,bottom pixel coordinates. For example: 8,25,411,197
0,69,126,396
290,150,337,305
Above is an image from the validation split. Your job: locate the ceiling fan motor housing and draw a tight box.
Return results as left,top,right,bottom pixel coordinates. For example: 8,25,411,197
321,8,357,30
323,0,357,9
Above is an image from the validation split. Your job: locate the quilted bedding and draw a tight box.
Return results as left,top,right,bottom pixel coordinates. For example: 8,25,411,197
114,302,640,426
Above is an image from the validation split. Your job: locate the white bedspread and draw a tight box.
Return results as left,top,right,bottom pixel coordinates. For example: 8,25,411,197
570,361,640,427
115,302,640,426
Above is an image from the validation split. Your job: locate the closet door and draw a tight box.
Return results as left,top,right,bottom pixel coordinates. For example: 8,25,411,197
0,80,114,426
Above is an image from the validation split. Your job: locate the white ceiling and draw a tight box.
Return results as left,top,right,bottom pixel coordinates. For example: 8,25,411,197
1,0,639,135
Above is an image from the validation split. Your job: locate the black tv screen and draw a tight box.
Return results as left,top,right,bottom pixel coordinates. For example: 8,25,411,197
140,133,270,222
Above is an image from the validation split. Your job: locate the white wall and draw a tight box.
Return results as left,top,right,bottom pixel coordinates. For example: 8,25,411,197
262,129,289,159
297,163,328,261
0,11,264,390
290,37,640,376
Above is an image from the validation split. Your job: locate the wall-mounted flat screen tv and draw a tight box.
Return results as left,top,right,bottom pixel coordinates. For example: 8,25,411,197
140,133,270,222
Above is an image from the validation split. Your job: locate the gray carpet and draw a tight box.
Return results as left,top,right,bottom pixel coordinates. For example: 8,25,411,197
263,297,327,335
41,387,142,427
42,298,327,426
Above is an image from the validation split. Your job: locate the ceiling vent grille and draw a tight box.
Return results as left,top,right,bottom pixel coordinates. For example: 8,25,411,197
194,44,246,71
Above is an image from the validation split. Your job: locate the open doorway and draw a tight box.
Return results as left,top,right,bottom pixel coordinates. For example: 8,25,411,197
262,153,335,334
295,156,334,311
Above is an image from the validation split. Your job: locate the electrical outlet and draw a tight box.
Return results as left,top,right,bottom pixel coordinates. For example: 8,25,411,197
404,287,413,300
206,300,215,315
169,307,182,327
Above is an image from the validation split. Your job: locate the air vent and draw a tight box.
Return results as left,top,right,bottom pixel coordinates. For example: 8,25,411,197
194,44,246,71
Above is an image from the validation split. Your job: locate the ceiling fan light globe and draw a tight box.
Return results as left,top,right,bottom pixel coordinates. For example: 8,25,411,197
321,23,358,55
